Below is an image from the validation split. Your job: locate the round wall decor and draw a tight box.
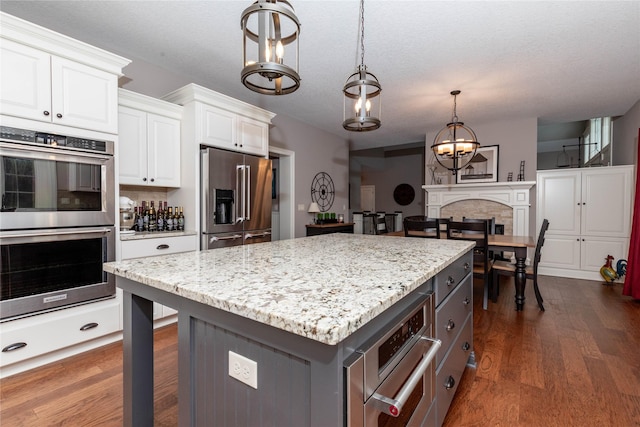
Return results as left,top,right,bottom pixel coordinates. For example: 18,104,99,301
393,183,415,206
311,172,335,212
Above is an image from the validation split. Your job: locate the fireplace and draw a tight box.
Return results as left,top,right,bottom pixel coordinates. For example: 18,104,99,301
421,181,536,236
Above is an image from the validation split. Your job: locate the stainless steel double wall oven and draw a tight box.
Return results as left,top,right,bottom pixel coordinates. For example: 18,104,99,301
0,126,116,320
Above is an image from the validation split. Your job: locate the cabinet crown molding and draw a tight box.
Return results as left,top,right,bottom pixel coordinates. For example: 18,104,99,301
161,83,276,124
0,12,130,75
118,89,183,119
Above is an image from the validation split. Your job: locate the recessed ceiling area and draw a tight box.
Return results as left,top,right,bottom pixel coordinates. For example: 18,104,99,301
1,1,638,152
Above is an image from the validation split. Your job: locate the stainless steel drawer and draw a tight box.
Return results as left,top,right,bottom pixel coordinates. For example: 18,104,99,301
435,273,472,367
434,250,472,306
435,314,473,427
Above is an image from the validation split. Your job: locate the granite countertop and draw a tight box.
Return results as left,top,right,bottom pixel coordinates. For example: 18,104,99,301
104,233,474,345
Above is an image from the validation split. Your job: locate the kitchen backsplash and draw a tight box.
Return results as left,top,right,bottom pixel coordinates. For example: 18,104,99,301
120,185,168,208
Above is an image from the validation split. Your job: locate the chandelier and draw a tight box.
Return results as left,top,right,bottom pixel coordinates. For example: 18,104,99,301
431,90,479,173
342,0,381,131
241,0,301,95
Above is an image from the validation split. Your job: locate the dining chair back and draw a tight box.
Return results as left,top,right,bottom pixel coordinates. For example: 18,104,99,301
374,214,388,235
447,220,493,309
403,216,440,238
491,219,550,311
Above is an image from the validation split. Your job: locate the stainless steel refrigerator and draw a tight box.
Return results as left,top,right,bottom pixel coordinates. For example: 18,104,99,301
200,147,272,249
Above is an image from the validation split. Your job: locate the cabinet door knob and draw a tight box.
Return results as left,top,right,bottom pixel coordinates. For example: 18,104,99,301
56,113,63,118
463,297,471,305
462,342,471,351
150,178,155,182
446,276,455,287
444,376,456,390
43,110,50,116
142,177,147,182
446,319,455,331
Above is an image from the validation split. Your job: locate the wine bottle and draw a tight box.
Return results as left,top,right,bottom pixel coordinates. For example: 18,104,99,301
157,200,164,232
142,201,149,232
177,206,185,231
166,206,174,231
148,201,157,232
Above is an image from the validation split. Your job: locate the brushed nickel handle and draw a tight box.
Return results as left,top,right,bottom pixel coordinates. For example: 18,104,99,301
370,337,441,417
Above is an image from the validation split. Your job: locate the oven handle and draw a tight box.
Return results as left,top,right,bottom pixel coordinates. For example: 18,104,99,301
2,228,112,239
371,337,441,418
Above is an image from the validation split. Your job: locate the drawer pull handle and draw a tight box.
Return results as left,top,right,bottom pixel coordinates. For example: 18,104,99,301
463,297,471,305
80,322,99,331
370,337,441,417
2,342,27,352
156,244,170,250
446,319,455,331
462,342,470,351
463,262,470,271
444,376,456,390
446,276,455,287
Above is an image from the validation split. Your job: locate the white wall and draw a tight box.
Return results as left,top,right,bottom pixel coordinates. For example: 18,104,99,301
613,99,640,167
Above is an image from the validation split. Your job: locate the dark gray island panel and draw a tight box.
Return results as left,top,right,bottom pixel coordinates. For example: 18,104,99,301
107,234,475,426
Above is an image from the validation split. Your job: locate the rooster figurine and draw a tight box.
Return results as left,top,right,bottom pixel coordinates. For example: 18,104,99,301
600,255,618,284
616,258,627,279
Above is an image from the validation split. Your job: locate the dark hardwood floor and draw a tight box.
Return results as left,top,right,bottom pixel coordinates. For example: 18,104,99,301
1,275,639,426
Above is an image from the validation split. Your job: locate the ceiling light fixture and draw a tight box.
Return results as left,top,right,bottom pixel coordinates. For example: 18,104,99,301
431,90,480,174
241,0,301,95
342,0,381,132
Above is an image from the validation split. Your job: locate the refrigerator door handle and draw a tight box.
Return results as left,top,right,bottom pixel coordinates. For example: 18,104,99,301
209,234,243,243
245,165,251,221
244,231,271,240
236,164,244,223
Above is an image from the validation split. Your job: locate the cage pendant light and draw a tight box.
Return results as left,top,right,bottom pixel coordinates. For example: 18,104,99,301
241,0,301,95
431,90,480,174
342,0,381,131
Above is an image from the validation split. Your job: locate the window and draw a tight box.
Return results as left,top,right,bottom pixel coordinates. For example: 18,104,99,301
583,117,611,164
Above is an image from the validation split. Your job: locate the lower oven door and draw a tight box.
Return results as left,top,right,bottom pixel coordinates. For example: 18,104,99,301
364,336,441,426
0,226,115,320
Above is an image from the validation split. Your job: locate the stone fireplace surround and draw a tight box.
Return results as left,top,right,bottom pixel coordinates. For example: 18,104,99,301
421,181,536,236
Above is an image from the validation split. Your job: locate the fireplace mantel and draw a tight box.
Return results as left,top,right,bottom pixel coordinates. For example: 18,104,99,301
422,181,536,236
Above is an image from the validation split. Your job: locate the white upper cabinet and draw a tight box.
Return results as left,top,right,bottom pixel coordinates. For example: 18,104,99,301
0,13,129,134
162,83,275,157
118,89,182,187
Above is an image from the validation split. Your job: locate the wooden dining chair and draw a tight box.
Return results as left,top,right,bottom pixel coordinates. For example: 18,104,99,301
492,219,549,311
403,216,440,238
447,220,493,310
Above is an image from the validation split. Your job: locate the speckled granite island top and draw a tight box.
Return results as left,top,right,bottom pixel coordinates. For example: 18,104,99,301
104,233,474,345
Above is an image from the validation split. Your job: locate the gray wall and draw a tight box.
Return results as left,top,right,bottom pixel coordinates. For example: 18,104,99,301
613,99,640,167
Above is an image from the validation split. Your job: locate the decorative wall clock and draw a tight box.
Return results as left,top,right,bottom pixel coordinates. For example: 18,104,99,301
310,172,335,212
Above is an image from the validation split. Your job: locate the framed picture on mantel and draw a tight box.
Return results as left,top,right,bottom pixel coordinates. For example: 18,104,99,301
456,145,499,184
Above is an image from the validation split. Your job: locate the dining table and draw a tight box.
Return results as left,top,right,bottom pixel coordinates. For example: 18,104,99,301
386,230,535,311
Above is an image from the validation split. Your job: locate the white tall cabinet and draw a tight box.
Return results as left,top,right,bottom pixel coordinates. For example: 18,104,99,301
537,166,633,281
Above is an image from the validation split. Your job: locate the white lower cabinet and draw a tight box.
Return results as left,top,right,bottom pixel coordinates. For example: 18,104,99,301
0,297,121,378
120,234,197,323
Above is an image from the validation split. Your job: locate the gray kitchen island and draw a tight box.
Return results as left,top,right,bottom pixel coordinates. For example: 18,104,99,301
104,233,474,427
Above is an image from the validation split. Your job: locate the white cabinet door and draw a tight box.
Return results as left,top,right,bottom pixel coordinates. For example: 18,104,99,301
537,171,581,235
0,38,51,121
540,234,581,270
118,106,181,187
581,168,632,237
147,113,181,187
118,106,148,185
51,56,118,133
581,237,628,273
201,104,237,150
238,116,268,156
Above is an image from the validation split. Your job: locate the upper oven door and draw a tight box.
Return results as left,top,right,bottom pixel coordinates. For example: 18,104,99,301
0,141,115,230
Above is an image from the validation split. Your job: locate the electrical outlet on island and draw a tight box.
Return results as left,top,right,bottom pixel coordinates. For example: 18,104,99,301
228,351,258,389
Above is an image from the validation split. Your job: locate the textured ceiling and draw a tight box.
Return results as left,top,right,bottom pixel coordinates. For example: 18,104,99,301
1,1,639,151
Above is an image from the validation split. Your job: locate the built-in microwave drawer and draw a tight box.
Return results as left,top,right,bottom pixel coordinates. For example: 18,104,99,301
120,234,197,259
435,273,472,367
435,314,473,427
433,250,472,306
